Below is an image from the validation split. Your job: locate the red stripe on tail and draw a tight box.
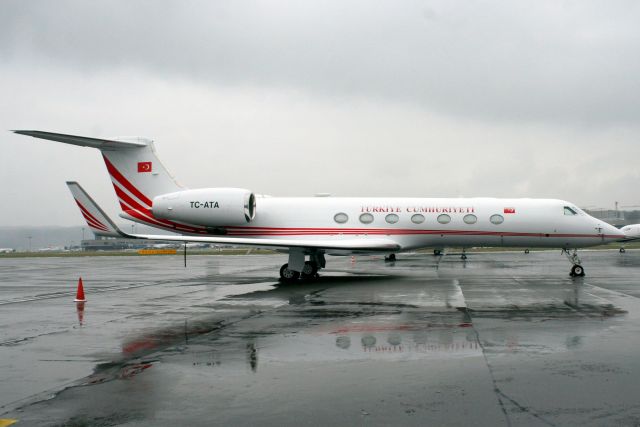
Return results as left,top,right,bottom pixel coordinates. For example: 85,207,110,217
102,155,153,207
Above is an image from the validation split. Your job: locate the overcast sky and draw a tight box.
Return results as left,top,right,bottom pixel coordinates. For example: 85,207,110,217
2,0,640,227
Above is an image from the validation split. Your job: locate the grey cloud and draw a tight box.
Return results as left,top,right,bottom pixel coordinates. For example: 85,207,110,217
2,0,640,125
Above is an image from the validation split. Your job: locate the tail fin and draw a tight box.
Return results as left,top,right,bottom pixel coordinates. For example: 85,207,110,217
66,181,122,238
13,130,183,215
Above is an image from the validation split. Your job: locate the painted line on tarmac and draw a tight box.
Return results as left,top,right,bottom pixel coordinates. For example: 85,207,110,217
0,280,181,306
448,279,467,309
582,282,640,319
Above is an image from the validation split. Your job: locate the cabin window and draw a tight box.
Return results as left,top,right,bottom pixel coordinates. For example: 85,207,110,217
385,213,399,224
490,214,504,225
334,213,349,224
411,214,425,224
359,213,374,224
463,214,477,224
564,206,578,216
437,214,451,224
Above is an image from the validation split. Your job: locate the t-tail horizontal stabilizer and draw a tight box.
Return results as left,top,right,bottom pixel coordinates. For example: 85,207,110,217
66,182,122,238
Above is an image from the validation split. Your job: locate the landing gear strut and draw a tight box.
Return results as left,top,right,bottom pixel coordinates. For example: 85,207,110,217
461,248,467,260
563,249,585,277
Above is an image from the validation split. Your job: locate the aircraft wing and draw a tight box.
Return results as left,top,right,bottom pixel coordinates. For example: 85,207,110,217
124,233,401,253
68,180,401,253
66,181,121,238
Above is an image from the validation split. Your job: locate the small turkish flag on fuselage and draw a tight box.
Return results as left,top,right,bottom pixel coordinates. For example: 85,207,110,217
137,162,152,173
504,207,516,214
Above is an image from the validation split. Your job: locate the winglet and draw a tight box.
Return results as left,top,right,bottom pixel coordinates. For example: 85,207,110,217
66,181,127,238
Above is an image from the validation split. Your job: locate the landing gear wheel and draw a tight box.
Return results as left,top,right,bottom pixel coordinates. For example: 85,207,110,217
525,249,530,254
461,254,467,260
301,261,318,280
570,264,585,277
385,254,396,262
620,247,626,253
279,263,300,283
434,249,442,256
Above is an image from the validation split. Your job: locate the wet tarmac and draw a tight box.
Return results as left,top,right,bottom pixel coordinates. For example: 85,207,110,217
1,250,640,426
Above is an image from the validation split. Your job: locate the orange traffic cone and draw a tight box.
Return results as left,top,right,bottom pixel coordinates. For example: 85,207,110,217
74,277,86,302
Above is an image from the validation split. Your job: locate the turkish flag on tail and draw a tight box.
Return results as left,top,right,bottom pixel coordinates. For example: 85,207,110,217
137,162,152,173
504,207,516,214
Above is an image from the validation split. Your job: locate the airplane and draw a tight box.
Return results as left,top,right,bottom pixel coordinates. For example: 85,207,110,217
13,130,626,280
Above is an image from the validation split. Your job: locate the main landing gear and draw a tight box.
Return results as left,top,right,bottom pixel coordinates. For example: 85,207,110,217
279,250,325,283
563,248,585,277
279,261,319,282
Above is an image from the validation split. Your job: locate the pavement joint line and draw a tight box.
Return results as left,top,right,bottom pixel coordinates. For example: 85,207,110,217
468,312,557,427
464,277,560,427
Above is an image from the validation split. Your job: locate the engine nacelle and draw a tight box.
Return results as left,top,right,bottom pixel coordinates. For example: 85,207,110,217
152,188,256,227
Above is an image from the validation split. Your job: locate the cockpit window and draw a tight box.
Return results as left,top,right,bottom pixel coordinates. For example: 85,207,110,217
564,206,578,216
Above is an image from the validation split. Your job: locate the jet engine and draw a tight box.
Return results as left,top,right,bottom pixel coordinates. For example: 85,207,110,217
152,188,256,226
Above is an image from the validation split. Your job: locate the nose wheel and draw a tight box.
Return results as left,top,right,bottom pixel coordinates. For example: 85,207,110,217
570,264,585,277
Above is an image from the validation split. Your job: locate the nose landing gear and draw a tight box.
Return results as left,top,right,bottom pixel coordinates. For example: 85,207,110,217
563,249,585,277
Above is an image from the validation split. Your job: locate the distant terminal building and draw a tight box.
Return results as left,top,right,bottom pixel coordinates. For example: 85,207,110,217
80,237,176,251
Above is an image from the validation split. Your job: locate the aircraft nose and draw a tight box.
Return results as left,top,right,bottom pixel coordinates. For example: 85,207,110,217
604,223,625,240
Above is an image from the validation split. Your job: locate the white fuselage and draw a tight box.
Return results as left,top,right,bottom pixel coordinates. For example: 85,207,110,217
159,196,622,252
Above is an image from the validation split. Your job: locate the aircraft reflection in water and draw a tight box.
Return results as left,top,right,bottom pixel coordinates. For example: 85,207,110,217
79,279,624,378
333,323,480,354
